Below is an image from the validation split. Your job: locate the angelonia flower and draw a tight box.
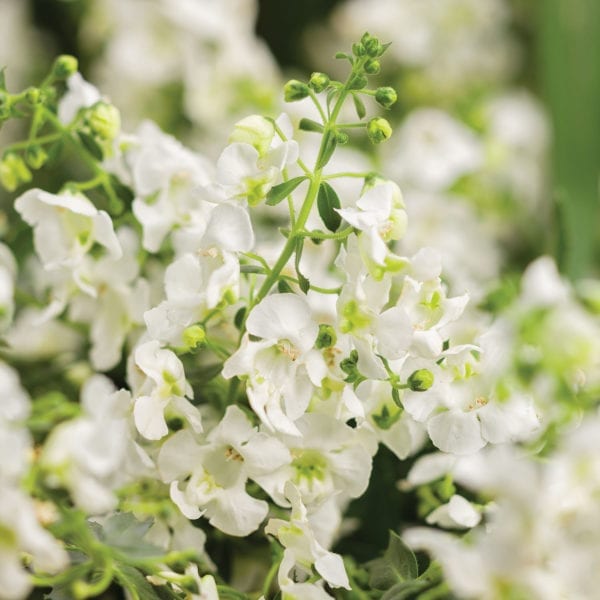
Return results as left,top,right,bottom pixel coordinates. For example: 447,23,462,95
0,20,587,600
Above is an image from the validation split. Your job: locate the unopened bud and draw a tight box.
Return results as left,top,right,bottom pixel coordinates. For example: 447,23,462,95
51,55,78,80
87,102,120,141
361,33,383,57
284,79,309,102
407,369,434,392
352,42,366,57
316,324,337,349
0,153,31,191
375,86,397,109
182,325,206,352
364,59,380,74
24,87,41,105
336,131,349,144
367,117,392,144
309,72,330,93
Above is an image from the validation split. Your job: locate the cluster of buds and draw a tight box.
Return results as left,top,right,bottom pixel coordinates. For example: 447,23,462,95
283,32,397,146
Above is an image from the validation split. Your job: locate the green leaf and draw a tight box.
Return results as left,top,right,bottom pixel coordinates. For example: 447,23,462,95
317,182,342,232
335,52,354,64
99,512,164,560
278,279,293,293
234,307,246,330
367,531,419,590
77,131,103,161
298,274,310,294
316,129,337,170
114,565,164,600
0,68,6,91
299,118,324,133
265,176,306,206
352,93,366,119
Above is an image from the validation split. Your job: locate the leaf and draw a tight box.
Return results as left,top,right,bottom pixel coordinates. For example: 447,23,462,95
114,565,164,600
335,52,354,64
99,512,164,560
294,238,310,294
298,274,310,294
0,67,6,90
317,182,342,232
77,131,103,160
277,279,293,293
299,118,324,133
367,531,419,590
352,93,366,120
265,176,306,206
316,130,337,170
234,307,246,330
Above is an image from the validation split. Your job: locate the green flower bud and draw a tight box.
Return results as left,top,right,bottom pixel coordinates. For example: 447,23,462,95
375,86,398,109
51,55,78,80
316,324,337,349
361,33,383,57
336,131,349,144
364,59,381,74
25,145,49,170
182,324,206,352
309,72,330,93
367,117,393,144
407,369,434,392
24,87,41,105
0,153,32,191
347,73,368,91
87,102,120,141
284,79,310,102
352,42,366,57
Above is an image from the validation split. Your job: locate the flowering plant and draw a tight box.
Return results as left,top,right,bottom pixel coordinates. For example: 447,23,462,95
0,12,599,600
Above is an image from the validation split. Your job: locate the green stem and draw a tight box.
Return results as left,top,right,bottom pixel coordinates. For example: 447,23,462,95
262,558,281,599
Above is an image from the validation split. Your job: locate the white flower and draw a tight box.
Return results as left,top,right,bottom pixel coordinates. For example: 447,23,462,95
223,294,327,435
0,243,16,332
253,413,373,507
265,482,350,590
336,180,407,268
41,375,151,514
158,405,290,536
58,72,102,125
387,109,482,191
130,340,201,440
425,494,481,529
14,189,122,293
0,486,69,599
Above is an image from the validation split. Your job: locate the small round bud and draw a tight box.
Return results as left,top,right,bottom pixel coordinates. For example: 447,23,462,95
336,131,349,144
407,369,434,392
352,42,366,57
86,102,120,141
309,72,330,93
375,86,398,109
364,59,381,74
51,55,78,80
25,145,48,170
182,325,206,352
347,73,368,91
367,117,392,144
24,87,41,105
284,79,310,102
316,324,337,349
